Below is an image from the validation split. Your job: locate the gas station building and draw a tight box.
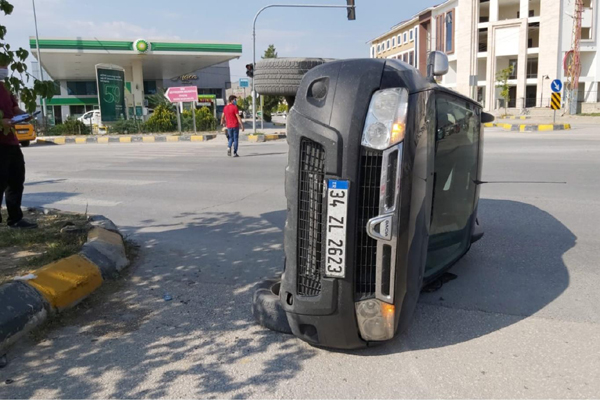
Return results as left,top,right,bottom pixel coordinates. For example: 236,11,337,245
30,37,242,123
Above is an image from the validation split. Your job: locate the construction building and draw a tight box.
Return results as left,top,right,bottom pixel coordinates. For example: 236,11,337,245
369,0,599,113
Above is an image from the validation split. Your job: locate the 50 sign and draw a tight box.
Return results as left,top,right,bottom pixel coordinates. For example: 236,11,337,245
103,85,121,104
95,64,125,122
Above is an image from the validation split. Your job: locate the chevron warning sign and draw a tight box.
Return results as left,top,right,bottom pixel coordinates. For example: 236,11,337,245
551,92,562,110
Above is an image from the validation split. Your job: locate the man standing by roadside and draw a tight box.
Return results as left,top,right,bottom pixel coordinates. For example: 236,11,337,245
221,95,244,157
0,62,36,228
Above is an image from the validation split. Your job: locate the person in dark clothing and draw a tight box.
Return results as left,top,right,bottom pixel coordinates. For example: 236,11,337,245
0,63,37,228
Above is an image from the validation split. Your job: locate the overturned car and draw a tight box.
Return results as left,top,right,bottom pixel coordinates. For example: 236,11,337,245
252,52,493,350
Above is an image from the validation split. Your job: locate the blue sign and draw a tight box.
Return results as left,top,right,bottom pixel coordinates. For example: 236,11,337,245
551,79,563,93
239,78,249,88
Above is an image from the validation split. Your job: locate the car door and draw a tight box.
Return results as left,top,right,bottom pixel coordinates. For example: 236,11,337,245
425,92,481,280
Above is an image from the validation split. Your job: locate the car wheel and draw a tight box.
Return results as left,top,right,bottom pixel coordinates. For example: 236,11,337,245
253,58,333,97
252,278,292,334
20,140,30,147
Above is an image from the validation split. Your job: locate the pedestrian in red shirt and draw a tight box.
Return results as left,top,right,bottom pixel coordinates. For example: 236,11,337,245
220,95,244,157
0,62,37,228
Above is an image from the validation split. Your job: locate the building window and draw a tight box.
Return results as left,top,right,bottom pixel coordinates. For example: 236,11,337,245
403,53,408,63
52,81,61,96
392,37,396,47
371,47,374,57
143,80,157,95
387,40,390,50
398,34,402,45
66,81,97,96
404,32,408,43
409,30,414,41
69,105,85,117
446,10,454,53
377,44,381,53
526,58,538,79
509,59,518,79
409,51,414,66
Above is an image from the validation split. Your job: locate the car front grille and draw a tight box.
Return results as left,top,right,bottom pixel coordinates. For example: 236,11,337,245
355,150,383,299
297,139,325,297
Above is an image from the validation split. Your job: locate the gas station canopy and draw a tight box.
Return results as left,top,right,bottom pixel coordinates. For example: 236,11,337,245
30,37,242,80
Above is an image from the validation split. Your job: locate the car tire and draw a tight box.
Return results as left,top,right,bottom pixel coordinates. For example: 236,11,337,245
252,278,292,334
20,141,30,147
253,58,333,97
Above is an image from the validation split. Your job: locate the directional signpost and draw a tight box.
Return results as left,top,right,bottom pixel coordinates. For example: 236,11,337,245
165,86,199,133
550,79,563,124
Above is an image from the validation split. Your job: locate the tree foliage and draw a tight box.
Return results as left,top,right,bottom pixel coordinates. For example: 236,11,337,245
1,0,56,113
262,44,278,59
496,65,514,116
261,44,282,122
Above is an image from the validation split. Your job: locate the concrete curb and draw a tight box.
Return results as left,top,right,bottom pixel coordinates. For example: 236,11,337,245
0,212,129,354
497,116,532,120
36,134,217,145
484,123,572,131
246,134,287,143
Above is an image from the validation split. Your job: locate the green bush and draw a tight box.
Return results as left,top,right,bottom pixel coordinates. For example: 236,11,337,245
48,117,90,136
145,105,176,132
111,118,145,134
181,107,217,132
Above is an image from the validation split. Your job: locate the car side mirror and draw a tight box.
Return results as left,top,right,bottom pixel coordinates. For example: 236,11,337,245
427,51,449,78
482,112,495,123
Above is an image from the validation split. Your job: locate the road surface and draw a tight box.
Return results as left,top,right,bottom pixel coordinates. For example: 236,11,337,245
1,129,599,398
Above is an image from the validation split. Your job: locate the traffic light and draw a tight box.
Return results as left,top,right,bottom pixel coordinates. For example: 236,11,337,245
346,0,356,21
246,63,254,78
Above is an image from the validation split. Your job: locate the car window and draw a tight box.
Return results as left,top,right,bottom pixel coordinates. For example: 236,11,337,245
426,93,481,278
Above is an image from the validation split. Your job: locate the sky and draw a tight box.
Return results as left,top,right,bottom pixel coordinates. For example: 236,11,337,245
4,0,441,82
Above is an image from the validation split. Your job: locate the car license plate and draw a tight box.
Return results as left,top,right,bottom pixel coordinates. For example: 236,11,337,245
325,180,349,278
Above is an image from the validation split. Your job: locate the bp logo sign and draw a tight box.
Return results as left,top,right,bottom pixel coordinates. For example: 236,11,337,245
134,39,149,53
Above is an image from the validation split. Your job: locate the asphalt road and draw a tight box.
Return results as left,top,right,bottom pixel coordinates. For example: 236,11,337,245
1,129,599,398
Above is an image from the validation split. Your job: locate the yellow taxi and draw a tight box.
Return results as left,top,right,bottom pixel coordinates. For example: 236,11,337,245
14,123,36,147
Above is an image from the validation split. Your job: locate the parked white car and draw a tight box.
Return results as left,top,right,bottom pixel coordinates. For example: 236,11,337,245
78,110,100,126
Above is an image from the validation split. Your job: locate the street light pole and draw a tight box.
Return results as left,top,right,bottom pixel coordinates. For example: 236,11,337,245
540,75,549,108
32,0,46,119
251,3,356,134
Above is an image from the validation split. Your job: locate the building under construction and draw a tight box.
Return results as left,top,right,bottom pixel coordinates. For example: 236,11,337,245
369,0,599,113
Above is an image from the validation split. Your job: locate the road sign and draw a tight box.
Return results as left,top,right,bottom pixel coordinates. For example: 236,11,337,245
551,92,562,110
551,79,563,93
165,86,198,103
239,78,249,88
95,64,125,123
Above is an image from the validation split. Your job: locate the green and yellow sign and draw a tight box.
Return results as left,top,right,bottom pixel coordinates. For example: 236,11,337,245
134,39,149,53
95,64,126,122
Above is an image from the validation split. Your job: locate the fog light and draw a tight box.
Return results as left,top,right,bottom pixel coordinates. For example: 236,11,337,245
355,299,395,341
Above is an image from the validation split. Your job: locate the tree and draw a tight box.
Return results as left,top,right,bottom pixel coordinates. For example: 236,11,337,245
262,44,278,59
147,88,175,111
261,44,282,122
0,1,56,115
236,95,251,112
496,65,514,116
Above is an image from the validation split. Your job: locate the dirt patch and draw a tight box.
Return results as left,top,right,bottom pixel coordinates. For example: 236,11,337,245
0,209,89,284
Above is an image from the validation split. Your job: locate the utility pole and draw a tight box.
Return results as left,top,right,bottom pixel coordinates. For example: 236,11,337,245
32,0,46,121
251,2,356,134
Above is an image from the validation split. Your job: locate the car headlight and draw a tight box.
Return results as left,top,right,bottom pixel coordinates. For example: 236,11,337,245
361,88,409,150
355,299,395,341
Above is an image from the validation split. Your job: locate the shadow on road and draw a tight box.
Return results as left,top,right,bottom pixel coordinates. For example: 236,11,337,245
363,199,575,355
0,199,575,397
0,210,316,398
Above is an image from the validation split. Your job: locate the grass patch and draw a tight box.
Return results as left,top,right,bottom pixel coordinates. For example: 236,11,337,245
0,209,89,284
578,113,600,117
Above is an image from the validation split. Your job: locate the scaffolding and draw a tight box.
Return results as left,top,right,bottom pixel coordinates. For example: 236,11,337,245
565,0,583,115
